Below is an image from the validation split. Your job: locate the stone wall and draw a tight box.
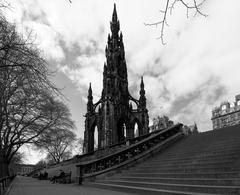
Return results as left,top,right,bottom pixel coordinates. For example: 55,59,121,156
212,94,240,129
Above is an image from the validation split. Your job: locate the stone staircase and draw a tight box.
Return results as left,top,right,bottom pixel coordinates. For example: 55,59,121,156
84,125,240,194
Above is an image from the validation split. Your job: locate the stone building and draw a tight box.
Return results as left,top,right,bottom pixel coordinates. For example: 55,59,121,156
149,115,174,132
10,164,35,175
83,4,149,154
211,94,240,129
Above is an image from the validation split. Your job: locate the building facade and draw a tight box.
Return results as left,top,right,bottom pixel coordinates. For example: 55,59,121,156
10,164,35,175
211,94,240,129
83,4,149,154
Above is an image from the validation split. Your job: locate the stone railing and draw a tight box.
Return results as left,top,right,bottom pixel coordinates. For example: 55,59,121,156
0,175,15,195
45,127,170,171
76,123,183,184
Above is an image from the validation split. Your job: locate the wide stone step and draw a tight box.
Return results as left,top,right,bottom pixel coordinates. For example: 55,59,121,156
84,182,219,195
150,151,240,162
133,164,233,170
136,164,239,171
85,181,219,195
141,159,238,167
112,176,240,186
147,153,240,164
162,140,240,148
100,180,240,194
156,149,240,158
161,144,240,154
128,167,238,173
120,171,240,179
173,140,240,147
137,161,235,169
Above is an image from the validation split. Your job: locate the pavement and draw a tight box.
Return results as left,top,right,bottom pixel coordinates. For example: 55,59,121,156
7,176,133,195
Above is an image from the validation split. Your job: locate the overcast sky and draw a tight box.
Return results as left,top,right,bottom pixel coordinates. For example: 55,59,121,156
5,0,240,164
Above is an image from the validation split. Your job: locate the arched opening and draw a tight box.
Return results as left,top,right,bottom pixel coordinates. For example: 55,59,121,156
88,122,98,152
117,118,127,143
123,123,126,138
94,126,98,150
129,100,138,110
134,123,139,138
133,118,143,137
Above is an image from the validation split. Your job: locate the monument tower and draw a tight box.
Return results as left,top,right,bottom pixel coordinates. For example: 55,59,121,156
83,4,149,153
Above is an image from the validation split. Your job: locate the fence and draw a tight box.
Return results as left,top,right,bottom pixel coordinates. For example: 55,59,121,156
0,175,15,195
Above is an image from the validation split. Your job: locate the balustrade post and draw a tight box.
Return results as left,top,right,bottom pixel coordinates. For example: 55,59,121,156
77,165,84,185
126,139,130,146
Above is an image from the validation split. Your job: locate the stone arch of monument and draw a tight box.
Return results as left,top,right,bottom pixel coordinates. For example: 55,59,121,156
131,117,143,137
116,116,129,142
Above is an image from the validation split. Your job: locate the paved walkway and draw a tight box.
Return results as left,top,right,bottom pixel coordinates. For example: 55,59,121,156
7,176,132,195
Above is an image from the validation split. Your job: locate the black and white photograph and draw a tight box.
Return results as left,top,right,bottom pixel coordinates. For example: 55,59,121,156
1,0,240,194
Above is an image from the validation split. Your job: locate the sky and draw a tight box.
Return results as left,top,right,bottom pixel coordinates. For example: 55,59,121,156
4,0,240,164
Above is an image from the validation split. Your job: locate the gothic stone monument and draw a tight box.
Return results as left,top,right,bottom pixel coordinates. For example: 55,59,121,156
83,4,149,153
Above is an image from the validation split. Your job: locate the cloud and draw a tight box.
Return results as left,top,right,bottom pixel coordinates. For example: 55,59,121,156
6,0,240,133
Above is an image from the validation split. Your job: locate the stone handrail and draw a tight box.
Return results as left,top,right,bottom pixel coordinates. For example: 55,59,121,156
76,123,183,184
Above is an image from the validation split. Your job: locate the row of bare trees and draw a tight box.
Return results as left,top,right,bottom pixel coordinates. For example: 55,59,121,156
0,10,76,177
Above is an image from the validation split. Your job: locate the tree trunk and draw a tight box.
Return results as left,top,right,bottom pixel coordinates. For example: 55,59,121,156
0,156,10,177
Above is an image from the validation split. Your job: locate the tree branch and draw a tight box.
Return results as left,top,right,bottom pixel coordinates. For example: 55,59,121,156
145,0,207,44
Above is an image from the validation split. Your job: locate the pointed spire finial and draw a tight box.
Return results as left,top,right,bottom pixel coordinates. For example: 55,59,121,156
139,76,146,109
89,82,92,91
88,82,92,98
120,31,123,42
87,82,94,113
112,3,118,22
110,3,120,38
140,76,144,89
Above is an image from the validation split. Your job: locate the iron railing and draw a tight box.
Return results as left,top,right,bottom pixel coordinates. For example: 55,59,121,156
76,123,183,184
0,175,15,195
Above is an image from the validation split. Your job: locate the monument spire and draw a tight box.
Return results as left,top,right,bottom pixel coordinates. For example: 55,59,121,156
112,3,118,22
139,76,146,109
87,83,93,113
83,4,149,153
88,83,92,99
110,3,120,38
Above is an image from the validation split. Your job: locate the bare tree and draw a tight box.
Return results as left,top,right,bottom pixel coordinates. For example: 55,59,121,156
0,15,64,177
0,89,72,176
35,115,76,164
8,151,24,175
145,0,207,44
72,137,84,155
0,0,10,12
35,159,47,169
